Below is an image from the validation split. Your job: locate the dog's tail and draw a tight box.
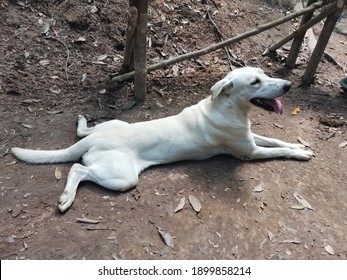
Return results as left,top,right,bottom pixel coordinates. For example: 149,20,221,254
11,138,90,164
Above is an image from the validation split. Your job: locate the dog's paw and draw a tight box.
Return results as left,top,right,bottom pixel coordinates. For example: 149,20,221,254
292,148,313,160
58,191,75,212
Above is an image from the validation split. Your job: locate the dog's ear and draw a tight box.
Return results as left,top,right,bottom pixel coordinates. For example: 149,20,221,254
210,79,234,100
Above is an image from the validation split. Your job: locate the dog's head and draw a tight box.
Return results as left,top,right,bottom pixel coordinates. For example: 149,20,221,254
210,67,292,115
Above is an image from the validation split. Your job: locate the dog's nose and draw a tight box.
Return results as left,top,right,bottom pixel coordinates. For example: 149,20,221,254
283,82,292,92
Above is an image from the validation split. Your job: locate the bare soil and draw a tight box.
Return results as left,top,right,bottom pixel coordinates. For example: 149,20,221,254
0,0,346,260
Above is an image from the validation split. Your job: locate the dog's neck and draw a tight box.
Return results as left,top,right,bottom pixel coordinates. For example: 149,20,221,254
201,97,251,129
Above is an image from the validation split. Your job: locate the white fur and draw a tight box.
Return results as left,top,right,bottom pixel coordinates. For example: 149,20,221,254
12,67,312,212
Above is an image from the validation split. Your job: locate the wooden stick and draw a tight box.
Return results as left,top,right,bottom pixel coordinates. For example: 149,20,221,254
206,9,235,69
48,36,70,84
112,0,326,83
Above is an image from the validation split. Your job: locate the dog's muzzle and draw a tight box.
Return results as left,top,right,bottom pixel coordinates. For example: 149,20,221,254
283,81,292,92
250,81,291,115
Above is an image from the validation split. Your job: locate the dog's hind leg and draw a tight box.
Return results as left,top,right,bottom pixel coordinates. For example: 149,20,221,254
252,133,305,149
58,158,140,212
76,115,94,137
87,158,140,193
58,163,90,212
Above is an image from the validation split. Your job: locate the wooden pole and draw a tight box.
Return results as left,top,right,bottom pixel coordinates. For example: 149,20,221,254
285,0,318,68
121,0,138,73
302,2,345,85
133,0,148,101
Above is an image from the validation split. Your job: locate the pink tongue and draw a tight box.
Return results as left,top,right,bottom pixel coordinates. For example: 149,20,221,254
264,99,283,115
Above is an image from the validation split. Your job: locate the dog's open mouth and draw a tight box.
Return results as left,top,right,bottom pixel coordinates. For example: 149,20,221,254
250,98,283,115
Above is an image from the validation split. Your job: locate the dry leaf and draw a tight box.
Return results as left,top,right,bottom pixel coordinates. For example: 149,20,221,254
22,124,33,129
189,195,202,213
338,141,347,148
157,227,175,249
12,204,23,218
252,183,264,193
324,244,335,255
42,22,50,34
172,65,179,77
175,197,185,213
297,136,310,147
92,61,107,65
156,101,164,108
21,99,41,105
6,160,17,166
7,235,17,243
112,253,120,260
23,192,31,198
274,123,284,129
268,231,275,241
121,100,136,111
81,73,87,82
90,5,98,13
76,217,100,224
281,239,301,244
55,167,62,180
290,204,305,210
39,59,50,66
76,36,86,42
294,192,314,211
292,106,301,116
97,54,108,61
47,110,63,115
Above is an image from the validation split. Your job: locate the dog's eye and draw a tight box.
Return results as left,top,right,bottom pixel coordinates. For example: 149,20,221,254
251,78,261,85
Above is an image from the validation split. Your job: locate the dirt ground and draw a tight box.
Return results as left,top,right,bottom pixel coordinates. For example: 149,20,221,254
1,0,346,260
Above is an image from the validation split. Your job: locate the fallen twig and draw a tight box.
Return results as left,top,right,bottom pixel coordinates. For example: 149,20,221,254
47,35,70,84
84,225,117,231
206,9,235,69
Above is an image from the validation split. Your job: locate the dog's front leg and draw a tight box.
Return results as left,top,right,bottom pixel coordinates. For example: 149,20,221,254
247,145,313,161
252,133,305,149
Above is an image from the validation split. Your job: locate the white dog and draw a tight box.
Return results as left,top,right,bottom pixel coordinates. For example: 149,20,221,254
12,67,312,212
